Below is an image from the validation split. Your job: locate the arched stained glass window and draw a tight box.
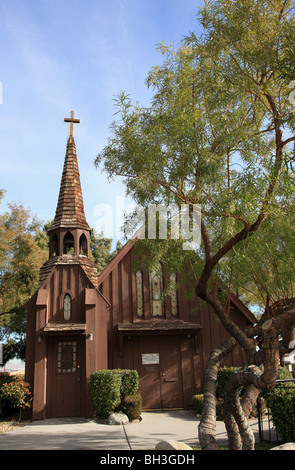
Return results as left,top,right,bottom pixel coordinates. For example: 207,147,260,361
170,273,178,317
135,269,144,317
149,263,163,317
63,293,72,321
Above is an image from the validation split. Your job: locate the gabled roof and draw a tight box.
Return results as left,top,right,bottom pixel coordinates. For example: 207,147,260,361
50,136,90,231
97,227,142,285
38,255,98,289
97,228,256,325
36,255,110,307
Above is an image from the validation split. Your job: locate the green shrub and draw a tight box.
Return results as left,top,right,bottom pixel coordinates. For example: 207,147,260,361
260,366,293,400
266,385,295,442
0,378,32,420
120,370,139,397
276,366,293,380
90,369,140,418
124,394,142,421
192,394,224,420
192,394,203,415
90,370,122,418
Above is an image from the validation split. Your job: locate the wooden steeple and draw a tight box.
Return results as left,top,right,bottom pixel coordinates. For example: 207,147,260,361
49,111,91,258
51,135,90,231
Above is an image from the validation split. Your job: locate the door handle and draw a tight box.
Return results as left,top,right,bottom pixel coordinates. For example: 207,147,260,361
160,369,165,377
77,377,80,382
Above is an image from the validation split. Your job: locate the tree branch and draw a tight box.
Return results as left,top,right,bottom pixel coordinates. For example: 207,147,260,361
281,135,295,147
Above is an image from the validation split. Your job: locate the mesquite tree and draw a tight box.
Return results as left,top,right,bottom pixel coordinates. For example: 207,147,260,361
96,0,295,449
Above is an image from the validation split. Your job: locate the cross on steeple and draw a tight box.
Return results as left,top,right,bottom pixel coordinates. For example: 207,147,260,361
64,110,80,137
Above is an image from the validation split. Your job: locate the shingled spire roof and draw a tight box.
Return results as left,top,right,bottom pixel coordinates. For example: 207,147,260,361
51,135,90,231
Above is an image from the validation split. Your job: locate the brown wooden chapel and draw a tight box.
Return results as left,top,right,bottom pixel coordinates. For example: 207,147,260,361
25,112,256,419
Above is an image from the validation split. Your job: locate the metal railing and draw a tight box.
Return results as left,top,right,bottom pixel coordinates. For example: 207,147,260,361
257,379,295,443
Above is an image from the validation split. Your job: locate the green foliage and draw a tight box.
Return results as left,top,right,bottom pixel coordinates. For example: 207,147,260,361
95,0,295,316
35,220,52,251
192,394,224,420
120,369,139,396
277,366,294,381
124,394,142,421
0,378,32,419
192,394,204,415
0,200,48,341
228,215,295,309
90,229,113,274
2,339,26,364
217,367,240,399
85,228,123,275
90,369,140,418
0,375,15,389
90,370,122,418
266,385,295,442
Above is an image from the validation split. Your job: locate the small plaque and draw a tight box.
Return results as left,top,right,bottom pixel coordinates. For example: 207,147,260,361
142,353,159,365
144,366,157,372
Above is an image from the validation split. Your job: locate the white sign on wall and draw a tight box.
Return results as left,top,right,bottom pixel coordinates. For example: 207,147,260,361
142,353,160,365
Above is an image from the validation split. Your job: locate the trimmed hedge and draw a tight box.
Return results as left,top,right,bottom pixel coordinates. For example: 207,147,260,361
120,369,139,397
192,394,203,415
124,394,142,421
90,369,140,419
266,383,295,442
90,370,122,418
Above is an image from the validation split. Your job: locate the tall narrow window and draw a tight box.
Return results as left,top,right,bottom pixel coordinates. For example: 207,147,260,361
170,273,178,317
149,263,163,317
135,269,144,317
63,293,72,321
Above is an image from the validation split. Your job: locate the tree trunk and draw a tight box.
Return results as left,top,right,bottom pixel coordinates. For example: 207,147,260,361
197,294,286,451
222,329,280,450
223,366,262,450
198,336,237,450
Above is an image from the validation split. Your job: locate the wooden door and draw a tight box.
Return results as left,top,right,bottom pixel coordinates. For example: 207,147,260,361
138,337,162,409
160,337,184,409
137,335,184,410
47,336,82,417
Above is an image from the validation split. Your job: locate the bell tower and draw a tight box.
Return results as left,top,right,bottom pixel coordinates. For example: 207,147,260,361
49,111,91,259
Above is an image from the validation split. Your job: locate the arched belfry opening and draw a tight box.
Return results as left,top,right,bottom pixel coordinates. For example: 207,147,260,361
63,232,75,255
51,234,59,257
79,233,88,256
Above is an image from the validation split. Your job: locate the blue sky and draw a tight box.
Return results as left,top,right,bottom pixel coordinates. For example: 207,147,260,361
0,0,204,244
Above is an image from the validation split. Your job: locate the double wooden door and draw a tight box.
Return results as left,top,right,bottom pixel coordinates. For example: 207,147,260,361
137,335,184,410
47,336,83,418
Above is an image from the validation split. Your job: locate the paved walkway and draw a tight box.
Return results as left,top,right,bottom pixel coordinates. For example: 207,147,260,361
0,411,264,450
